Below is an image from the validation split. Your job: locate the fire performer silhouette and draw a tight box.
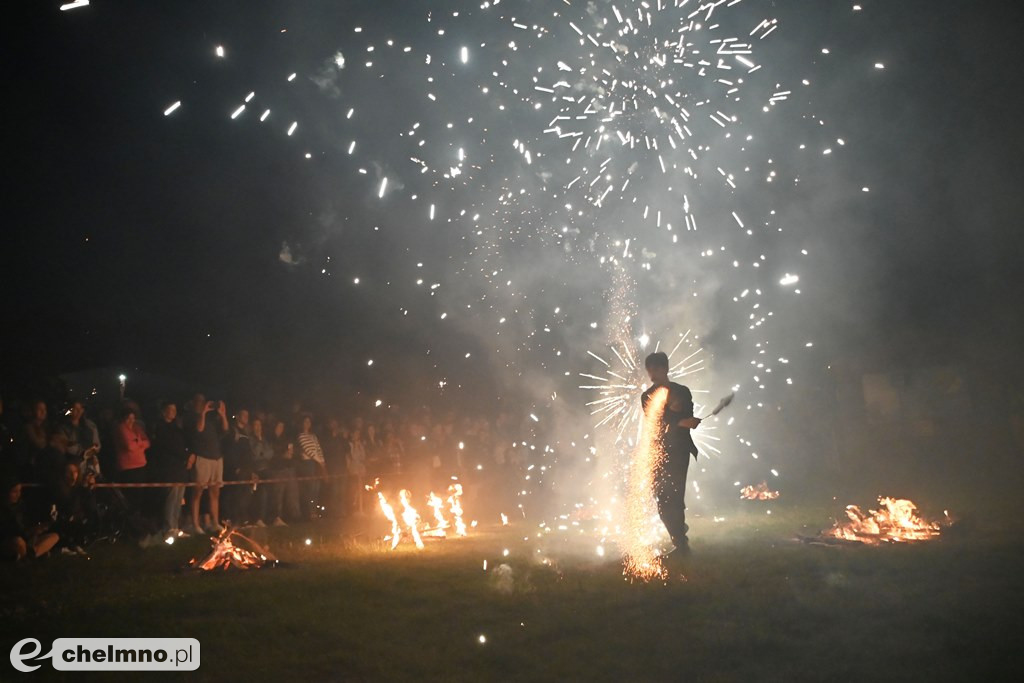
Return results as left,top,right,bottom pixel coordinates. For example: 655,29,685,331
641,352,701,553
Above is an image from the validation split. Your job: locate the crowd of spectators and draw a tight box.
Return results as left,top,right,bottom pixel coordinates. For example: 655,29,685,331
0,391,527,560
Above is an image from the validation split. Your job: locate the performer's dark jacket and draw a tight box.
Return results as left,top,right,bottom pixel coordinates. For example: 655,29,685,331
641,382,699,463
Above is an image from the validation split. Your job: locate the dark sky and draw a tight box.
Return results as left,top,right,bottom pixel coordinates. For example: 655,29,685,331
3,0,1023,409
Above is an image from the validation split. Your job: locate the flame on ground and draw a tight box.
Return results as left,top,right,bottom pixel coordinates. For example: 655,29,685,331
825,497,948,544
623,386,669,581
740,481,780,500
375,482,469,549
190,528,276,571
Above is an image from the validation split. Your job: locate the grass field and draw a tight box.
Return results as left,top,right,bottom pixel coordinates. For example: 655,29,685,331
2,496,1022,682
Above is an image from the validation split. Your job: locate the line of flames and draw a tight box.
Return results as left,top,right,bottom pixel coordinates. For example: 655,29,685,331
375,483,468,549
825,497,949,545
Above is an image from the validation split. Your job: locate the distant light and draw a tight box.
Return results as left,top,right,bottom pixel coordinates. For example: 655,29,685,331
478,635,487,644
215,45,225,58
304,538,312,546
164,536,175,545
118,374,126,382
163,101,181,116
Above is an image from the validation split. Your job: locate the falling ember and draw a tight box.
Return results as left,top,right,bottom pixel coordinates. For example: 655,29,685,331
500,513,509,526
740,482,780,501
622,386,669,581
189,527,277,571
825,497,948,545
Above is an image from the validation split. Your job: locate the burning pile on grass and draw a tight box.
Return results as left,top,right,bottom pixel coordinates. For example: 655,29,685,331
740,482,780,501
824,497,950,545
190,527,278,571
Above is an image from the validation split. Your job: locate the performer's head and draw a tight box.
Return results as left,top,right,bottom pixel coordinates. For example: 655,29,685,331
644,351,670,384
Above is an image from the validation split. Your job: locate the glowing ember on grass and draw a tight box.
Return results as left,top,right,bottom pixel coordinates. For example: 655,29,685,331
190,528,277,571
622,386,669,581
825,497,949,545
740,482,780,501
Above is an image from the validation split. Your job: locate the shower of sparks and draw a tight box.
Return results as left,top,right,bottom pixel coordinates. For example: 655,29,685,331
622,386,669,581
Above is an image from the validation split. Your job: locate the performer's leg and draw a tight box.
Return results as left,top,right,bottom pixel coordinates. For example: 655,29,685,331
656,458,690,546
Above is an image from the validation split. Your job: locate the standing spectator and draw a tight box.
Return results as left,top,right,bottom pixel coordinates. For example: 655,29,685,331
184,394,228,534
60,401,101,461
296,415,326,520
347,428,368,515
249,417,274,525
222,409,254,525
322,417,349,518
1,475,59,561
113,405,149,482
21,400,49,479
0,396,12,471
267,439,299,525
149,401,192,536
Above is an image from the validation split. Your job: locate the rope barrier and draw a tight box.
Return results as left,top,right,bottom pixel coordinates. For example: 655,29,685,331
19,472,375,489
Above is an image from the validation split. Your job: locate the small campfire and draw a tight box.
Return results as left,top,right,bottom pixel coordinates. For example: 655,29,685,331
189,527,279,571
823,497,950,545
740,482,780,501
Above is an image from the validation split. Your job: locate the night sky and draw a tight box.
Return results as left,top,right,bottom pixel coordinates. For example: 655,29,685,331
4,0,1023,412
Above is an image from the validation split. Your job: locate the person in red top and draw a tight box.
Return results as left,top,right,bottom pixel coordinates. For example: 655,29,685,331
114,405,150,485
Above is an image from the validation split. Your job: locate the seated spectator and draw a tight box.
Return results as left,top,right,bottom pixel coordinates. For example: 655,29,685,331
1,475,59,561
49,461,95,555
36,429,72,485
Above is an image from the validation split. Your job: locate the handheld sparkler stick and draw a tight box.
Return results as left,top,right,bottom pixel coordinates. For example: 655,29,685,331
702,391,735,419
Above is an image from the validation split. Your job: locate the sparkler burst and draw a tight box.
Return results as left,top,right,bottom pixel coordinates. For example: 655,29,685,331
533,0,784,223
